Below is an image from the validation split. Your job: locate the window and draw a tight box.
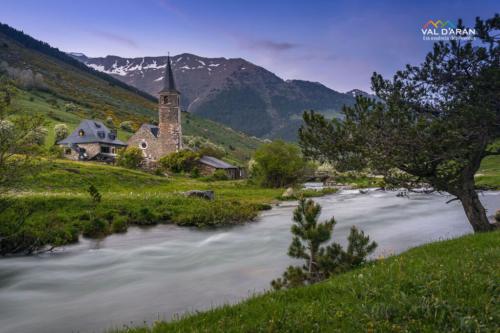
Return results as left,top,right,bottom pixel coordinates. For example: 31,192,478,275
78,129,85,136
163,96,169,104
101,146,110,154
111,147,115,154
97,131,105,139
140,141,148,149
64,148,72,155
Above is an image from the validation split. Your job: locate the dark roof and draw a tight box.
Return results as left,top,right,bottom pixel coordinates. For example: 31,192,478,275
199,155,238,169
58,119,127,146
143,124,159,138
159,55,179,94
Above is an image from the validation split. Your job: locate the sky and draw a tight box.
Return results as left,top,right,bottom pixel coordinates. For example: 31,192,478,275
0,0,497,92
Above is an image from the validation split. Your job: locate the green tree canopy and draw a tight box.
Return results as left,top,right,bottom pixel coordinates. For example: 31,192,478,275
299,15,500,232
252,140,306,188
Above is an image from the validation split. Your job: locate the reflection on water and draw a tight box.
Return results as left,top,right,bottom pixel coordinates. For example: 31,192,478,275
0,190,498,333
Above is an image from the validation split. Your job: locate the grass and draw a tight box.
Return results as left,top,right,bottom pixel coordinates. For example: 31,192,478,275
476,154,500,190
0,159,287,253
114,231,500,333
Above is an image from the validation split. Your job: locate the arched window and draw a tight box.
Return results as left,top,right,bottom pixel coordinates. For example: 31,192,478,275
78,129,85,136
163,96,169,104
140,141,148,149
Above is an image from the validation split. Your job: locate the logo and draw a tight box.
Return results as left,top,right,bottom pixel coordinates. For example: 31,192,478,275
421,20,475,41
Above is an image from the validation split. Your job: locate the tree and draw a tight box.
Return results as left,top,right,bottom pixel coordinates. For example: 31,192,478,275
299,15,500,232
0,80,46,191
252,140,306,188
116,147,143,169
54,123,68,144
119,120,134,132
271,198,377,290
159,150,200,173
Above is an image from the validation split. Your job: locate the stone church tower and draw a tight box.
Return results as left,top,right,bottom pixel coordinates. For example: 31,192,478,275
158,55,182,154
127,55,182,161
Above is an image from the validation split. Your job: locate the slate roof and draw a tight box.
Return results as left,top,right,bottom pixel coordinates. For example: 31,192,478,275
199,155,238,169
58,119,127,146
159,55,179,94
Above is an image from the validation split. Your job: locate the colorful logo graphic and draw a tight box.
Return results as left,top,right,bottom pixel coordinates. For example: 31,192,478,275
422,20,457,29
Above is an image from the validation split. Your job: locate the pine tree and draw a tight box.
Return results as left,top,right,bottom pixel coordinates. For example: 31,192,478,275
272,198,377,290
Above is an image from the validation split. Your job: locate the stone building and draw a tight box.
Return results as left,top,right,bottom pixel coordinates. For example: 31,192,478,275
198,155,244,179
127,56,182,162
58,119,127,162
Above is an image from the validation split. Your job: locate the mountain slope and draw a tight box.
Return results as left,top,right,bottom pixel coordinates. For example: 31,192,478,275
71,53,359,140
0,22,262,163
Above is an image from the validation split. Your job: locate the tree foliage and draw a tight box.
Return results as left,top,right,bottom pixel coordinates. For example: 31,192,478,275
271,198,377,290
299,15,500,232
252,140,306,188
54,123,68,144
116,147,143,169
159,150,200,173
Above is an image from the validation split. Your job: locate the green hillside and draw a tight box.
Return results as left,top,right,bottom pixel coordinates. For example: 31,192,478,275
0,22,262,164
120,231,500,332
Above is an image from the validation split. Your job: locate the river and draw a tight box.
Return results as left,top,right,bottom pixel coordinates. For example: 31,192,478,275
0,189,498,333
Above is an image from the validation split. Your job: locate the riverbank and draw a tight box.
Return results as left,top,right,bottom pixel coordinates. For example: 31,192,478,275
0,159,334,254
117,230,500,332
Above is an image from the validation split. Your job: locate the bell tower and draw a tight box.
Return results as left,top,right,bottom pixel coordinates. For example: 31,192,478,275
158,55,182,154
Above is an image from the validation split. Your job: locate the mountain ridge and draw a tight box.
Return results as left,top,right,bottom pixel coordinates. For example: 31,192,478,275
70,52,372,140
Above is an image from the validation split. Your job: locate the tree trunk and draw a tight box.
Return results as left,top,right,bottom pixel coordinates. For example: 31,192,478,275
457,185,494,233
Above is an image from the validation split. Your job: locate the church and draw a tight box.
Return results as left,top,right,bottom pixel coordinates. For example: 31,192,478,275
127,55,183,162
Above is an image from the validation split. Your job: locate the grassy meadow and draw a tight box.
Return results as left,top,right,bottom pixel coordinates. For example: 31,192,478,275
115,231,500,333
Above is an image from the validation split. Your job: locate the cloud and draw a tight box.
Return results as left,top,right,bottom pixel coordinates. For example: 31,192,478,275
240,39,299,53
92,31,138,48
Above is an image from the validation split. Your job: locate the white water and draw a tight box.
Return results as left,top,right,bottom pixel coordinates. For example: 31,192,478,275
0,190,498,333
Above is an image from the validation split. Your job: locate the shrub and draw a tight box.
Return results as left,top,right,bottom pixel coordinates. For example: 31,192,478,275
54,123,68,144
48,145,64,158
159,150,200,173
198,145,226,159
252,140,306,188
213,169,229,180
82,217,109,238
116,147,143,169
130,207,158,226
119,121,134,132
111,216,128,233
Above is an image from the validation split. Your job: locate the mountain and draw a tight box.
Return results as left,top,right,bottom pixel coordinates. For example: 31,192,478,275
70,53,359,140
0,22,262,163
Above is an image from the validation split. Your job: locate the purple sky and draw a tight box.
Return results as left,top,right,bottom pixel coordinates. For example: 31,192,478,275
1,0,497,92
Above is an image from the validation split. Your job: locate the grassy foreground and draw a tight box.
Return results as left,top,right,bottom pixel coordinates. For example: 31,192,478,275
116,231,500,333
1,159,338,253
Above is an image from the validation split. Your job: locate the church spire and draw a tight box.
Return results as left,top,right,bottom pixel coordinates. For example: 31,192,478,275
159,55,179,94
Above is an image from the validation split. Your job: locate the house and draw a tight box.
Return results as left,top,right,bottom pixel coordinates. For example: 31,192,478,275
198,155,244,179
127,55,182,162
58,120,126,162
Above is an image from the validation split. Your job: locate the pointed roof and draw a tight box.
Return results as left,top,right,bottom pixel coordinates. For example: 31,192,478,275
159,55,179,94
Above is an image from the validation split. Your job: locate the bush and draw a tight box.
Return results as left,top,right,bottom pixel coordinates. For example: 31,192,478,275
48,145,64,158
252,140,306,188
111,216,128,233
159,150,200,173
116,147,143,169
119,121,134,132
82,217,109,238
130,207,158,226
54,123,68,144
212,169,229,180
